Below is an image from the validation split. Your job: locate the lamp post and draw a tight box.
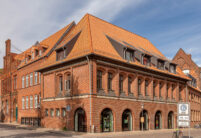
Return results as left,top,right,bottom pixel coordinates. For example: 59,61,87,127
141,103,144,131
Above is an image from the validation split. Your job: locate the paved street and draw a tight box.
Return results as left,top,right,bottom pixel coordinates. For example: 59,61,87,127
0,123,201,138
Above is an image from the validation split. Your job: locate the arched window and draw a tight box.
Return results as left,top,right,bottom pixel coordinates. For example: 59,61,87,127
101,108,113,132
168,111,174,129
140,110,149,130
155,111,162,129
122,109,132,131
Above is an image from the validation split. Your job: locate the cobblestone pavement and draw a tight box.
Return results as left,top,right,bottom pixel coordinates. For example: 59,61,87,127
0,123,201,138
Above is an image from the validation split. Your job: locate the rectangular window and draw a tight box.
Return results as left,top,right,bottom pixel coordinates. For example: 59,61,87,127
97,70,102,90
142,55,151,66
34,72,38,85
119,75,123,92
59,76,63,92
39,50,42,56
65,74,71,90
30,96,33,109
30,73,33,86
34,95,38,108
56,108,60,117
145,80,149,96
166,84,169,99
26,75,29,87
158,60,165,70
108,73,113,90
39,72,41,84
125,49,134,61
6,100,8,114
26,96,29,109
14,75,17,90
153,81,156,97
50,109,54,117
169,64,176,73
138,78,141,95
22,97,25,109
62,108,66,117
172,84,175,99
22,76,25,88
128,76,132,93
159,82,162,98
45,109,48,116
179,87,182,101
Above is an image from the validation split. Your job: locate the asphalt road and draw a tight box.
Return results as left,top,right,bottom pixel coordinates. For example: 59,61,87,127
0,123,201,138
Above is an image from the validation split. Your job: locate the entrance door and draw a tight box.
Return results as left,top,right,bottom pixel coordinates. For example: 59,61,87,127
122,109,132,131
155,111,162,129
74,108,86,132
101,108,113,132
16,106,18,122
168,112,173,129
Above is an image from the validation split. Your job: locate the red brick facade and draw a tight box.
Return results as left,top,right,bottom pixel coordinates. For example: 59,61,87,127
173,49,201,127
0,14,200,133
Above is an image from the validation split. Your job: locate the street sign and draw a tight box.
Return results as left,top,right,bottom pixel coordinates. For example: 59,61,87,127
178,121,189,127
177,102,190,128
178,103,189,115
178,116,189,121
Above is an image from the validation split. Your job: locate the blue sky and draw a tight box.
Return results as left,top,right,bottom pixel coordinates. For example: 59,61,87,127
0,0,201,67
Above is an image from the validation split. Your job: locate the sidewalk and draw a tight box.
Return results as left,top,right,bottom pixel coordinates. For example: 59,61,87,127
0,122,195,138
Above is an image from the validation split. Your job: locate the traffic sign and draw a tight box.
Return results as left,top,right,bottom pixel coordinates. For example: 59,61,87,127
177,102,190,128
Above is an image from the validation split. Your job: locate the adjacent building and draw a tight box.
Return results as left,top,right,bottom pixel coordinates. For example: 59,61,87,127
173,48,201,127
0,14,200,132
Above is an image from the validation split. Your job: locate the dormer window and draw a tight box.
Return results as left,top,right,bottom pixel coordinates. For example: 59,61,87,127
169,64,176,74
124,49,134,62
28,55,31,60
56,49,64,61
43,47,47,52
142,55,151,66
32,52,34,60
157,60,165,70
39,50,42,56
35,49,39,57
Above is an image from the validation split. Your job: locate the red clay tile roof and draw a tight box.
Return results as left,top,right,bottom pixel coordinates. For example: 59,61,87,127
38,14,189,80
15,22,75,68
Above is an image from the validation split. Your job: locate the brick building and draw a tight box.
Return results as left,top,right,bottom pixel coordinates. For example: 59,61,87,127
0,14,199,132
173,49,201,127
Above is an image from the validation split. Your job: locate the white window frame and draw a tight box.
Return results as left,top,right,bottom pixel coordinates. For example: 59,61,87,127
34,95,38,108
34,72,38,85
50,109,54,117
56,108,60,117
22,76,25,88
30,96,33,109
22,97,25,109
26,96,29,109
30,73,33,86
39,72,41,83
26,75,29,87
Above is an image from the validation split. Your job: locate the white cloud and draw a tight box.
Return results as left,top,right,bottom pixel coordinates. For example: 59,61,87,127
0,0,144,68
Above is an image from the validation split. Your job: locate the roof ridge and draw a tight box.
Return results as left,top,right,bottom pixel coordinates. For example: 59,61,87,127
87,14,94,53
87,13,148,41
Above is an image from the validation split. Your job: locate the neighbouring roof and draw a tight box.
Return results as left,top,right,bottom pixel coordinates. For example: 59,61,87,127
38,14,189,80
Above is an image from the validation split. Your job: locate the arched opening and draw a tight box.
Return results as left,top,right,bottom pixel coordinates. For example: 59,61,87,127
122,109,132,131
74,108,86,132
155,111,162,129
101,108,113,132
168,111,174,129
140,110,149,130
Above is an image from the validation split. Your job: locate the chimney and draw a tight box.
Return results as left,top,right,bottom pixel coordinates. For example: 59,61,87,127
188,54,192,59
5,39,11,56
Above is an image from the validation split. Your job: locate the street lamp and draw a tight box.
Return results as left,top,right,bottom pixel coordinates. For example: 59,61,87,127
141,103,144,131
